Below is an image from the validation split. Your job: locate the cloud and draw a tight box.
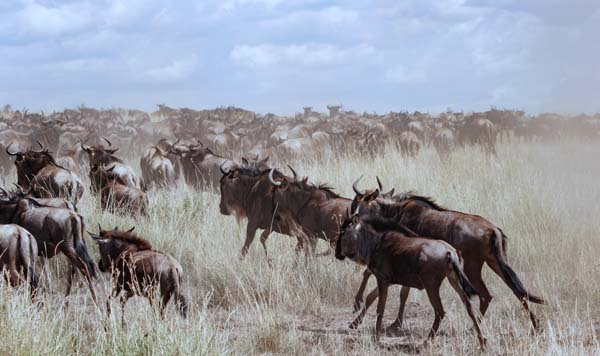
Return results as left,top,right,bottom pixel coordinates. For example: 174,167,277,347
144,56,199,81
230,43,378,68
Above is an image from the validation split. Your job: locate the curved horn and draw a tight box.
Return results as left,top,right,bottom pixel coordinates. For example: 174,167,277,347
98,223,103,233
352,175,365,196
102,137,112,147
287,165,298,179
80,141,91,153
376,176,383,191
268,168,282,187
127,226,135,233
5,143,18,156
0,187,8,197
220,162,230,175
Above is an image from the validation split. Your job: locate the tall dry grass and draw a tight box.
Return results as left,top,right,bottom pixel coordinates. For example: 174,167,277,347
1,140,599,355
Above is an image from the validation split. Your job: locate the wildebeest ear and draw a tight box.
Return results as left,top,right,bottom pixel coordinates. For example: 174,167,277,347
352,215,360,224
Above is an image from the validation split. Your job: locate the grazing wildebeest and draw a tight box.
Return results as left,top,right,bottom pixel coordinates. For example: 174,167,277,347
140,139,180,188
0,195,98,303
81,138,141,191
335,210,486,348
350,180,544,329
89,226,187,326
219,161,303,261
91,165,148,217
0,224,39,298
267,168,352,255
6,143,84,204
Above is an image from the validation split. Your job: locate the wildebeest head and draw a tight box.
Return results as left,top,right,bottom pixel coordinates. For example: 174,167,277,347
80,137,120,166
349,176,394,213
88,225,151,272
335,208,362,262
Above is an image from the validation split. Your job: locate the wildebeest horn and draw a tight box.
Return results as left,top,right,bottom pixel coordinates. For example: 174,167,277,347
376,176,383,191
102,137,112,147
242,157,249,165
268,168,282,186
352,175,365,196
220,162,230,175
194,139,203,147
80,141,91,153
97,223,103,233
127,226,135,233
287,165,298,179
0,187,8,197
5,143,18,156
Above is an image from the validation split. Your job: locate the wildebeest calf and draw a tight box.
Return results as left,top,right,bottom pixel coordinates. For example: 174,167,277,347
336,211,486,348
89,226,187,325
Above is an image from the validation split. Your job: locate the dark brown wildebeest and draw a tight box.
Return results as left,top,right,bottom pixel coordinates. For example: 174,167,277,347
91,165,148,217
0,224,39,299
335,211,486,348
219,160,303,261
0,195,98,303
267,168,352,255
89,226,187,326
140,139,181,188
81,138,141,191
350,181,544,330
6,143,84,204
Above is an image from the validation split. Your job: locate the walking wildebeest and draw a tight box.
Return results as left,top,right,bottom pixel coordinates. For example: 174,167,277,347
140,139,180,188
81,138,142,191
219,160,303,261
171,141,237,189
6,142,84,204
89,226,187,326
336,210,486,348
0,195,98,303
0,224,39,299
350,179,544,329
267,168,351,255
91,165,148,217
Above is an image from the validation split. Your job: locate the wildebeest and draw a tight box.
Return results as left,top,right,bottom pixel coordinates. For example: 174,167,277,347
6,142,84,204
89,226,187,325
91,165,148,217
432,127,455,159
397,131,421,157
140,139,180,188
0,224,39,298
350,181,544,329
171,141,237,189
81,138,142,191
267,168,351,255
335,210,486,348
0,195,98,303
219,160,303,261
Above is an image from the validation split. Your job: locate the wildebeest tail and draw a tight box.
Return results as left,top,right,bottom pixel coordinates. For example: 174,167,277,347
174,269,188,318
491,230,544,304
448,251,478,299
72,216,97,279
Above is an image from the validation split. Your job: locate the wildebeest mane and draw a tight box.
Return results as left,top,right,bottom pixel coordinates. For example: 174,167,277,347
391,191,447,211
359,214,418,237
104,230,153,250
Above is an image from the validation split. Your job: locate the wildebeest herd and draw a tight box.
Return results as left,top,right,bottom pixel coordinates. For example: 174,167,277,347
1,103,583,349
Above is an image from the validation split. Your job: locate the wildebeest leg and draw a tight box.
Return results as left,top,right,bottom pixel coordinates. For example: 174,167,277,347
120,292,132,328
160,292,173,318
353,269,372,312
374,280,389,341
448,273,487,348
63,265,77,307
464,260,491,318
350,286,378,329
258,230,272,266
240,222,259,259
486,259,539,330
389,286,411,330
424,284,445,345
62,250,99,306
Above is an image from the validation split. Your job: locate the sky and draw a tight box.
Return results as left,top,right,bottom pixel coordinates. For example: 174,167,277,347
0,0,599,115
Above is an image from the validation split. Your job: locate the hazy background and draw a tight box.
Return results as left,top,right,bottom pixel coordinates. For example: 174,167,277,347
0,0,599,114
